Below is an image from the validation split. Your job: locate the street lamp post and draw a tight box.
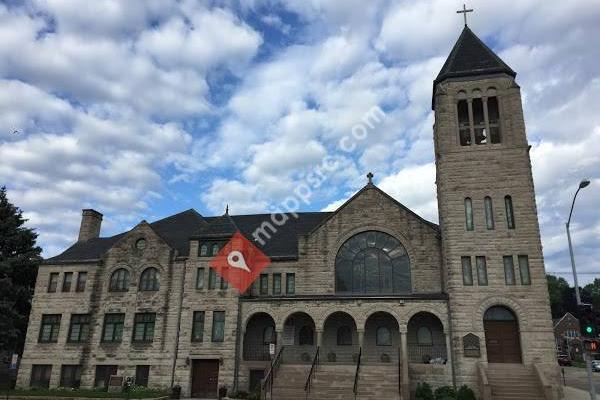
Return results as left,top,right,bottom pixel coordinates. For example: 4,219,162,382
566,179,590,305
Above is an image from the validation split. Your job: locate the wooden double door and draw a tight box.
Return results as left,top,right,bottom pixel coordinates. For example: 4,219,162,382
484,320,522,363
191,359,219,398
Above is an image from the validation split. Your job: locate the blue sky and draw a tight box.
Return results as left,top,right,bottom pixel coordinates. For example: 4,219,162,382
0,0,598,284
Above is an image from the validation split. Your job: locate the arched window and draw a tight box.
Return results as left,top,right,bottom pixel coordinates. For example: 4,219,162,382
211,243,220,256
457,100,471,146
484,196,494,230
299,326,314,345
417,326,433,345
488,96,501,143
200,244,208,257
505,195,515,229
335,231,411,294
472,98,487,144
464,198,474,231
139,267,160,291
337,326,352,346
262,326,275,345
109,268,130,292
484,306,516,321
376,326,392,346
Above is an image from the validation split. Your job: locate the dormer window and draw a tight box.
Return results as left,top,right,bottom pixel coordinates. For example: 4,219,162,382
457,91,502,146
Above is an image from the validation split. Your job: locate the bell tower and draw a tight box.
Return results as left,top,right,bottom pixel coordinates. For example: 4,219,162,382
433,23,559,391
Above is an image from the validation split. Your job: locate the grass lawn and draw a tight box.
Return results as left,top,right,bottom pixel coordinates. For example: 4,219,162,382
4,387,169,399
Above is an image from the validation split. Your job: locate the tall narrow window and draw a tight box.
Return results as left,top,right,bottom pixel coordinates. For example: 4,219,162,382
488,96,501,143
220,276,228,290
60,365,81,388
505,195,515,229
76,272,87,292
376,327,392,346
464,198,474,231
192,311,205,342
286,273,295,294
503,256,516,285
102,313,125,343
476,256,488,286
135,366,150,387
212,311,225,342
208,268,216,290
260,274,268,295
48,272,59,293
62,272,73,292
337,326,352,345
461,256,473,286
457,100,471,146
196,268,205,289
417,327,433,345
263,326,275,344
273,273,282,295
39,314,61,343
211,243,220,256
68,314,90,343
518,255,531,285
484,197,494,230
472,98,487,144
133,313,155,343
30,365,52,388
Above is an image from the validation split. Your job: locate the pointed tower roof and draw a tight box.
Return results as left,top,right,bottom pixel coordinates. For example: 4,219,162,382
433,26,516,107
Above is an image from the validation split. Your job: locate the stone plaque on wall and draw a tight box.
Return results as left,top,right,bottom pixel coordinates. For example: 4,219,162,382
463,333,481,358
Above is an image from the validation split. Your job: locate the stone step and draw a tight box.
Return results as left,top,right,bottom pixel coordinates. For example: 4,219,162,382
486,364,544,400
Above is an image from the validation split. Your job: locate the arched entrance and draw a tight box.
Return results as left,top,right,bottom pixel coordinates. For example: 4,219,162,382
484,306,522,363
364,312,400,364
322,311,358,363
407,312,447,364
282,312,317,363
243,313,276,361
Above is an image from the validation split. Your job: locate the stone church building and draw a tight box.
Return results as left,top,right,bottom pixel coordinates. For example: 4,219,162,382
18,26,561,399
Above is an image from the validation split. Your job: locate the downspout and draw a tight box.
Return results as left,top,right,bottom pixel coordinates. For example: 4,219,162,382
170,251,187,388
233,295,243,393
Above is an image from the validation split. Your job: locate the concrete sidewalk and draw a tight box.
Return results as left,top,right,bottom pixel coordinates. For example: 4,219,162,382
564,386,595,399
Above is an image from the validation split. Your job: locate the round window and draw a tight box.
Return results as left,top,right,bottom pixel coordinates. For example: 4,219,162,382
135,238,147,250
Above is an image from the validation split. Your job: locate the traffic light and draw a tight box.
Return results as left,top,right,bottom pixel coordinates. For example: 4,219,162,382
578,304,596,338
583,339,599,352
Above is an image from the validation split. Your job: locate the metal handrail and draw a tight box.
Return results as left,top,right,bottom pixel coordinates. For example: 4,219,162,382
304,346,320,398
353,347,362,397
261,346,285,400
398,346,401,395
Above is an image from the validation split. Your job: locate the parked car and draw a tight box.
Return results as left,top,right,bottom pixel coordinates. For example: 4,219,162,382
592,360,600,372
557,354,572,366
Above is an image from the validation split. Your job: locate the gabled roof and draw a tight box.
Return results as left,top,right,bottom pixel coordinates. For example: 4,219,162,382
432,26,516,108
44,185,439,264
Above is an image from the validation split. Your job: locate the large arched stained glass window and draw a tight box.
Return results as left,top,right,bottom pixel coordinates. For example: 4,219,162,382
335,231,411,294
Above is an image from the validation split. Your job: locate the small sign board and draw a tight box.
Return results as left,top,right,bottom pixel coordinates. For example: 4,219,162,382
269,343,275,356
463,333,481,358
108,375,123,392
9,354,18,370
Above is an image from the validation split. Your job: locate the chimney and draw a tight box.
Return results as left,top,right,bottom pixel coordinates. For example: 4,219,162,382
78,209,103,242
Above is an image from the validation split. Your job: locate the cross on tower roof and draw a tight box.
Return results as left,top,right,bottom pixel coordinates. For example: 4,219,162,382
367,172,374,185
457,4,474,26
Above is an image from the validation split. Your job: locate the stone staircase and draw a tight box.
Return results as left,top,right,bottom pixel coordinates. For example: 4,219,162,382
356,364,400,400
486,363,545,400
270,364,309,399
269,363,401,400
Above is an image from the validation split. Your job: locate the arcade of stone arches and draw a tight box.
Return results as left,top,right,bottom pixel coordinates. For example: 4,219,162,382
241,304,522,365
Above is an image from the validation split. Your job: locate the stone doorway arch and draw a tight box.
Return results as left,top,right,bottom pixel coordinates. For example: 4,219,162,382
484,305,522,363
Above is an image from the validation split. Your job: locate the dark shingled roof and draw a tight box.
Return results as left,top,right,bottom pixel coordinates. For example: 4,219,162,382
433,26,516,108
45,210,332,263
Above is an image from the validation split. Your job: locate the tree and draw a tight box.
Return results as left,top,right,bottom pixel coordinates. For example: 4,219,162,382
584,278,600,309
0,186,41,354
547,274,571,318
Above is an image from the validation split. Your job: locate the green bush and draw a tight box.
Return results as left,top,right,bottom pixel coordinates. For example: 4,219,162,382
434,385,456,400
456,385,476,400
415,382,434,400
